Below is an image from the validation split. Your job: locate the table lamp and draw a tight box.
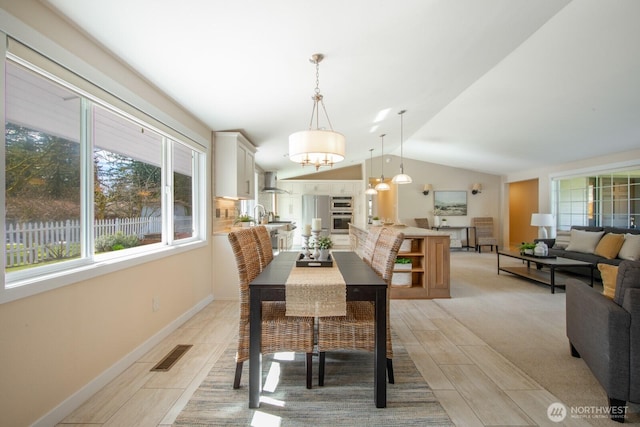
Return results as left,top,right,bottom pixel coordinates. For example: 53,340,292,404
531,213,554,239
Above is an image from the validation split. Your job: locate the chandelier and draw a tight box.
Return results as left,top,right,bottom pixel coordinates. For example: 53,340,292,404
374,134,390,191
391,109,412,184
289,53,345,170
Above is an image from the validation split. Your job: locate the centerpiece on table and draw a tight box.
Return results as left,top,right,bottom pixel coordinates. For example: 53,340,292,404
316,236,333,261
519,242,536,255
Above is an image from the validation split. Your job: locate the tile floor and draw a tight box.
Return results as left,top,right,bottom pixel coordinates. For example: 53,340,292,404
57,293,595,426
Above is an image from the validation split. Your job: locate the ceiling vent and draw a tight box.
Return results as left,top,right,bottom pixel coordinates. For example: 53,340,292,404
261,171,289,194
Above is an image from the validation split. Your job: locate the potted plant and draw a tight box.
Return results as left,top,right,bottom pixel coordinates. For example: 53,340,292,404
519,242,536,255
316,236,333,261
441,218,448,227
234,214,253,227
392,257,412,287
372,216,382,226
394,257,412,270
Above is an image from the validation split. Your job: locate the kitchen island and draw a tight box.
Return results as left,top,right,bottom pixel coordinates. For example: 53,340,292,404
349,224,451,299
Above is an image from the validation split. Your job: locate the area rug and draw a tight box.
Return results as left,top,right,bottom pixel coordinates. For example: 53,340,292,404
174,340,453,426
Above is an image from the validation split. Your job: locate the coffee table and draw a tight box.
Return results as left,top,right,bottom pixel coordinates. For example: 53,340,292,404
497,249,594,293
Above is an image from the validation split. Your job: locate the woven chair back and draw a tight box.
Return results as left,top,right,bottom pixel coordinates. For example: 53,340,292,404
228,228,262,323
472,217,495,238
414,218,430,229
371,228,405,283
251,225,274,270
362,227,384,266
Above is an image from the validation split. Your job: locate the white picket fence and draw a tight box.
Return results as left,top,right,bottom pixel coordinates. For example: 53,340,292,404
5,216,189,267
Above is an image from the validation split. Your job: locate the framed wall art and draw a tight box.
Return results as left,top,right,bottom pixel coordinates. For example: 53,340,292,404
434,191,467,216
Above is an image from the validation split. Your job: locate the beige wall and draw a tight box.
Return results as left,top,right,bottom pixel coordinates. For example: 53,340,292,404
2,2,639,425
367,155,503,241
0,2,214,426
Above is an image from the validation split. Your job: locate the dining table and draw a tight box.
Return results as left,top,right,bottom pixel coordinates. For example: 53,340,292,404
249,250,388,408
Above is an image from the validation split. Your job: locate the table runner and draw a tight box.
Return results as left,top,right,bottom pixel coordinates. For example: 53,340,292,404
285,255,346,317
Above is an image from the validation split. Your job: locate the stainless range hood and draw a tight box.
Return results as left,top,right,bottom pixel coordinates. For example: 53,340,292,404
261,171,289,194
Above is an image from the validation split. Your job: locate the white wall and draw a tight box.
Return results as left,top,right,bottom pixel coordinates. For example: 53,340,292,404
0,3,214,426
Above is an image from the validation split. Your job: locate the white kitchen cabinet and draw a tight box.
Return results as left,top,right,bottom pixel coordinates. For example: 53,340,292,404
214,131,256,199
331,182,355,195
275,181,301,195
286,195,302,219
303,182,331,194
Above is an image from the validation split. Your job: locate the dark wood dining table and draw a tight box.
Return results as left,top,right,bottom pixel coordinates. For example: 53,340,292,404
249,250,388,408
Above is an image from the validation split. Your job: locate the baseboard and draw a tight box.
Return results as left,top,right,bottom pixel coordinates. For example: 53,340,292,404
32,294,214,427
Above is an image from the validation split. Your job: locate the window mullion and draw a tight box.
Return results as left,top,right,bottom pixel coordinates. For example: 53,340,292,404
81,99,94,259
163,137,173,244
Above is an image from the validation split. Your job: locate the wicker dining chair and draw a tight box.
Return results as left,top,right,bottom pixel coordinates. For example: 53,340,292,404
251,225,274,271
317,227,405,386
414,217,430,229
228,228,315,389
361,226,384,266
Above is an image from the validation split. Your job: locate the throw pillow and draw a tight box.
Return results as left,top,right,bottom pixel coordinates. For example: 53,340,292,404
613,260,640,306
565,229,604,254
553,230,571,249
618,233,640,261
594,233,625,259
598,264,618,299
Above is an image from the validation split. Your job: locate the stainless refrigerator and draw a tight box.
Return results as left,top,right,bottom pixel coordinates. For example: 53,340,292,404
301,195,331,234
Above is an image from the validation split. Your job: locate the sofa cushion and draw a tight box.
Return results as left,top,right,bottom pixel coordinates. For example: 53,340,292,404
618,233,640,261
598,263,618,299
613,260,640,306
553,230,571,249
565,229,604,254
594,233,625,259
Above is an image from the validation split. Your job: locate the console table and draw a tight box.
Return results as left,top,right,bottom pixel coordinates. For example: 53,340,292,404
431,226,475,251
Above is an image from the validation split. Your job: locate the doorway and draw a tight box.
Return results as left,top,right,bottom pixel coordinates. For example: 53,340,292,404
370,178,397,222
508,179,539,248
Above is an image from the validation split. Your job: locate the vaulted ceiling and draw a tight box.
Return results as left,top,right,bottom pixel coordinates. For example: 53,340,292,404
45,0,640,179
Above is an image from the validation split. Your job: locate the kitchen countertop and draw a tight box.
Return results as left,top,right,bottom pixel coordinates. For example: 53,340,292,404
350,223,450,237
213,223,295,236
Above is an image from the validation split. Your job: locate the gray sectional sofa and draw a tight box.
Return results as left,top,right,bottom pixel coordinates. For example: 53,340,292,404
566,260,640,422
536,225,640,280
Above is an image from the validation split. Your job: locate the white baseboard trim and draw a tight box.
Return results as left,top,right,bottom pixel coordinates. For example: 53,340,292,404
32,294,214,427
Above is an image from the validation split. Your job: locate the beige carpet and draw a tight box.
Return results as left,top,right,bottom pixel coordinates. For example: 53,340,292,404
437,250,639,425
174,338,453,426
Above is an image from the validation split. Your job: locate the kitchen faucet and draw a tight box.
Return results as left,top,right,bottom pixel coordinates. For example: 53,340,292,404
254,204,266,224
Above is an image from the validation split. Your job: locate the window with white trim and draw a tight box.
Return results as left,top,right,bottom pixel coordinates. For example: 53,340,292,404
3,45,206,294
552,168,640,229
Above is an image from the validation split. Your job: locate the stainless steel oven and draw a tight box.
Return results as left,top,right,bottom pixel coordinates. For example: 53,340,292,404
331,196,353,211
331,211,352,234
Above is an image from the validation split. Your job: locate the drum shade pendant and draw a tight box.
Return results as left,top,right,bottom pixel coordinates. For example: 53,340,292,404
374,134,390,191
289,53,345,170
365,148,378,195
392,109,412,184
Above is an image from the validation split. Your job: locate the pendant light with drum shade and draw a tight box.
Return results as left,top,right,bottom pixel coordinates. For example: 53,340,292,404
374,134,390,191
392,109,412,184
365,148,378,195
288,53,345,171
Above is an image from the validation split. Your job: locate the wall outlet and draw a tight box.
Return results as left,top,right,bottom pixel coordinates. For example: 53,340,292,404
152,296,160,312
